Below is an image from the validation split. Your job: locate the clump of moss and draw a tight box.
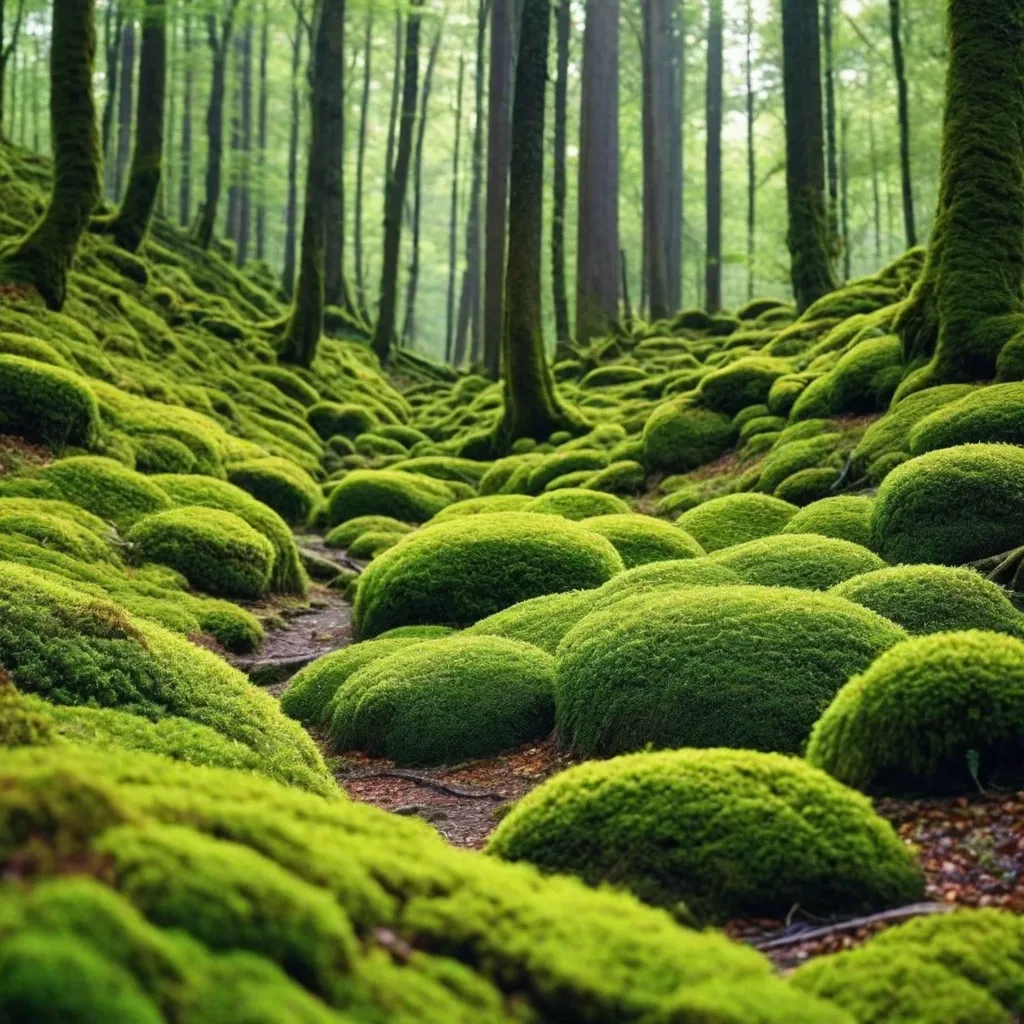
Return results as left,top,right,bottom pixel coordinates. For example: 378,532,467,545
0,354,100,448
582,459,646,495
782,495,874,547
643,401,737,473
586,558,742,612
132,435,197,474
428,494,533,521
677,493,797,552
772,466,842,505
127,507,275,600
580,514,704,568
326,470,458,526
226,457,320,527
527,449,611,493
755,434,843,495
324,514,414,549
306,401,378,440
465,590,601,654
808,631,1024,794
870,444,1024,565
556,585,904,757
354,513,624,638
698,357,791,416
488,749,921,922
524,488,630,521
908,381,1024,455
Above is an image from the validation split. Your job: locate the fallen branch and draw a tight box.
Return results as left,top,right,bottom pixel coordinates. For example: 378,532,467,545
340,768,506,800
750,902,953,951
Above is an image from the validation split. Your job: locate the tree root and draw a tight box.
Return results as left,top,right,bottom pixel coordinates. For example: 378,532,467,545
339,768,505,800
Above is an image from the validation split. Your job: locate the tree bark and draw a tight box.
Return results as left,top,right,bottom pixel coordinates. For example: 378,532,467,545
841,110,851,282
551,0,570,343
889,0,917,248
0,0,27,136
668,0,684,310
704,0,723,313
235,18,253,266
384,12,403,187
0,0,100,310
780,0,837,312
745,0,756,300
282,0,304,296
323,0,348,309
575,0,620,342
179,1,193,228
255,0,268,261
225,29,243,242
354,7,373,314
868,62,882,263
372,0,421,364
823,0,839,257
114,19,136,201
101,3,123,173
445,54,466,362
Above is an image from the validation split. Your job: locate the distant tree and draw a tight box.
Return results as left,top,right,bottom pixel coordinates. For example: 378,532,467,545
551,0,570,343
444,53,465,361
254,0,269,260
113,18,136,200
281,0,306,296
823,0,839,254
745,0,756,299
889,0,917,248
101,1,124,170
178,0,193,227
353,7,373,314
704,0,724,313
0,0,27,132
323,0,350,311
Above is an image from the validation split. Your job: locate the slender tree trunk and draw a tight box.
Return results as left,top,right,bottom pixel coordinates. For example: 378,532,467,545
497,0,582,445
235,18,253,266
96,0,166,252
225,30,243,242
889,0,917,248
384,13,403,185
868,62,882,263
0,0,100,310
620,248,633,324
114,20,135,200
704,0,723,313
780,0,837,311
354,7,373,313
823,0,839,256
667,0,683,310
280,0,346,367
17,29,26,144
7,28,16,139
101,3,123,179
179,2,193,227
255,0,268,261
323,0,348,309
282,0,304,295
0,0,27,134
551,0,570,343
745,0,756,299
31,34,40,152
372,0,421,364
575,0,620,342
162,1,176,216
841,109,851,282
445,54,466,362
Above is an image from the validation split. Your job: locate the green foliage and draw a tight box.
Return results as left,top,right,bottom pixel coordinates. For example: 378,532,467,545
0,354,100,448
489,749,921,922
807,631,1024,794
677,493,797,552
353,512,624,638
755,433,843,494
782,496,874,547
429,494,533,520
127,507,276,600
555,585,904,757
524,488,631,520
326,469,457,526
327,635,555,765
870,444,1024,565
580,514,705,568
643,401,737,473
226,457,321,526
465,590,601,654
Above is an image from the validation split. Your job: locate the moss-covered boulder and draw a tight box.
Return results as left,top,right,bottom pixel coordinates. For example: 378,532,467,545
586,558,742,611
698,357,791,416
324,514,415,549
226,457,320,527
909,381,1024,454
465,590,601,654
326,469,457,526
578,514,704,568
0,354,100,448
555,585,904,757
524,488,630,521
677,493,798,552
488,749,922,922
306,401,377,440
643,401,737,473
782,495,874,548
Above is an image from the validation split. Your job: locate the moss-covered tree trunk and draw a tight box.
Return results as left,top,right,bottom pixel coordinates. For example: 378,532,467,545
354,8,373,315
0,0,100,310
95,0,166,252
895,0,1024,394
494,0,584,447
780,0,837,312
372,1,421,365
101,3,124,173
445,53,465,361
279,0,344,368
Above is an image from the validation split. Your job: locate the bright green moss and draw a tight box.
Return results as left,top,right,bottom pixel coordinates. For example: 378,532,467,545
833,565,1023,637
678,493,798,552
782,495,874,547
909,382,1024,455
132,434,197,474
580,514,704,568
698,357,791,416
127,507,275,600
870,445,1024,565
586,558,741,612
226,457,320,527
478,454,540,495
387,456,488,487
326,470,457,526
354,513,624,638
354,432,409,459
767,373,811,415
773,466,842,505
489,749,921,923
755,434,842,494
250,365,320,407
739,414,786,441
465,590,601,655
348,530,404,560
582,460,646,495
328,636,555,765
808,631,1024,794
324,514,415,548
527,450,610,494
306,401,378,440
555,585,904,757
0,507,114,562
0,354,100,448
544,469,595,491
580,364,648,388
643,401,737,474
524,488,630,521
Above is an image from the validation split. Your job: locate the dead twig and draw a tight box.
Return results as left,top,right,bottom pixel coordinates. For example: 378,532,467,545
340,768,506,800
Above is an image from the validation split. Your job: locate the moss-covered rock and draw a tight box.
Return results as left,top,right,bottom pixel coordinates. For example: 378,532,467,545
226,457,320,527
581,460,646,495
772,466,842,505
909,381,1024,455
586,558,742,611
324,514,415,549
326,469,457,526
465,590,601,655
555,585,904,757
755,434,842,495
580,514,704,568
677,493,798,552
527,450,610,493
488,749,921,922
428,494,533,521
643,401,737,473
353,513,624,638
0,354,100,448
698,357,791,416
523,488,630,521
306,401,378,440
782,495,874,547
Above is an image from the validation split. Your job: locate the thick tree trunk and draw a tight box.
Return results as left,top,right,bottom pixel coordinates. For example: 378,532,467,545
0,0,100,310
496,0,582,446
745,0,756,300
704,0,723,313
780,0,837,312
101,3,123,172
445,54,466,362
255,1,268,261
823,0,839,256
114,20,135,201
95,0,166,252
551,0,570,343
282,0,304,296
280,0,345,367
889,0,917,248
895,0,1024,393
575,0,619,343
354,8,373,313
179,3,193,228
372,1,421,364
323,0,348,309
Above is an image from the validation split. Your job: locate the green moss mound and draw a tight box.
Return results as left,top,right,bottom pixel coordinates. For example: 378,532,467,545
832,565,1023,637
306,401,378,440
587,558,742,611
807,631,1024,794
782,495,874,547
326,469,456,526
578,514,704,568
791,909,1024,1024
556,585,905,757
465,590,601,654
226,457,320,527
870,444,1024,565
527,449,610,493
488,749,921,923
708,533,886,590
643,401,737,473
127,507,275,600
327,636,555,765
677,494,798,552
324,514,414,549
646,979,853,1024
909,381,1024,455
698,357,790,416
0,354,100,448
524,488,630,521
428,494,532,521
354,513,624,638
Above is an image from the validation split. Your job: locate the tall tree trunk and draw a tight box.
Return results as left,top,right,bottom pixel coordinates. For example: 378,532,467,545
179,2,193,228
704,0,724,313
354,7,373,313
823,0,839,255
840,109,851,282
551,0,570,343
401,18,443,346
667,0,684,310
895,0,1024,392
0,0,27,134
17,26,26,144
745,0,756,300
0,0,100,310
7,25,16,138
95,0,166,252
889,0,917,248
575,0,620,342
372,0,421,364
280,0,346,367
235,18,253,266
255,0,268,261
101,3,124,176
445,54,466,362
868,62,882,263
225,30,243,242
454,0,489,368
114,19,136,200
384,13,403,185
780,0,837,311
323,0,348,309
162,0,176,216
30,34,39,152
282,0,304,296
